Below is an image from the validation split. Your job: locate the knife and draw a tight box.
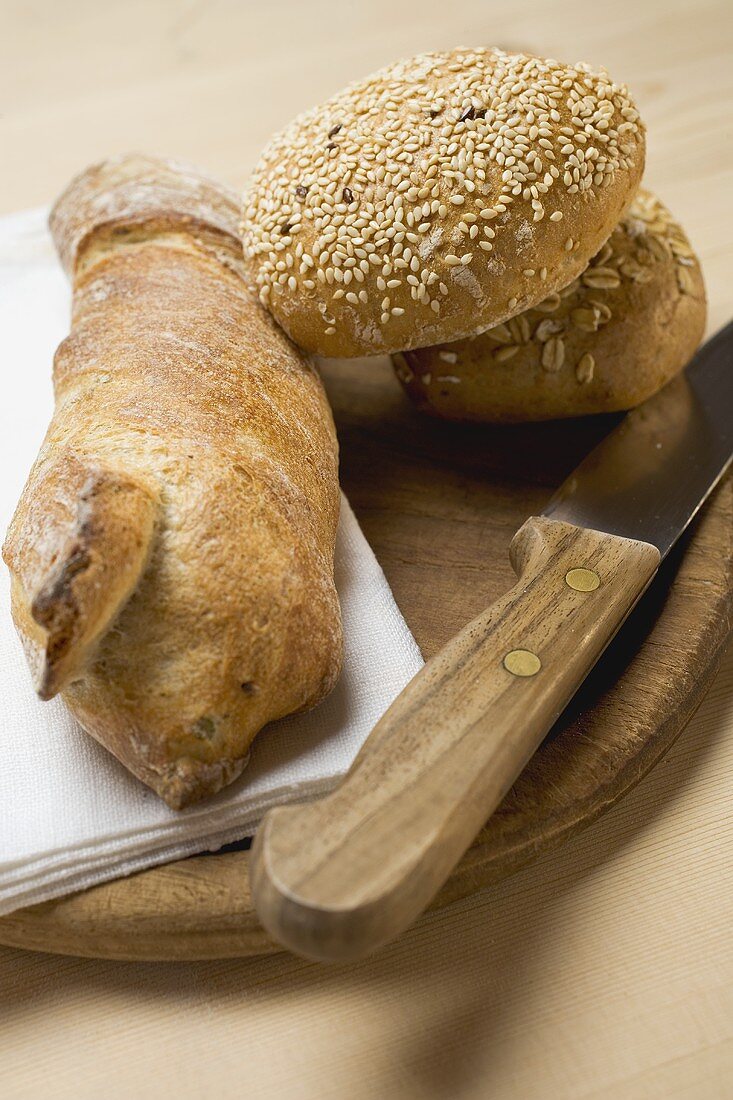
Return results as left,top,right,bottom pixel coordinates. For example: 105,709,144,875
251,321,733,962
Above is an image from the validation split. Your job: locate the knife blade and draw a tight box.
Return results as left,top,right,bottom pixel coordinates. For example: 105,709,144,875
544,320,733,555
251,323,733,963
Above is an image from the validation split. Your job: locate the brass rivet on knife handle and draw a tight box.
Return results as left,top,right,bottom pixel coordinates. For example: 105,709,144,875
503,649,541,677
250,516,661,963
565,567,601,591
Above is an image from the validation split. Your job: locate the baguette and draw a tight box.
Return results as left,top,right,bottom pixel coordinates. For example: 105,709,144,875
3,155,342,809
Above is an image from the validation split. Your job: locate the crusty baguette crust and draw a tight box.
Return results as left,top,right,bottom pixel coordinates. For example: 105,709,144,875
51,154,245,277
3,155,342,809
394,190,706,421
6,456,157,700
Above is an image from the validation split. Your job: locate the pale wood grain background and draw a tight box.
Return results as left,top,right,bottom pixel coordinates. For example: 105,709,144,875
1,1,732,1097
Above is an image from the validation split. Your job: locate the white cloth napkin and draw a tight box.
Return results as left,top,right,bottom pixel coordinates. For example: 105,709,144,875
0,208,424,916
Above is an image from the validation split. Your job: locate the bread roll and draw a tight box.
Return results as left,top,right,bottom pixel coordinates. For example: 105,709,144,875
393,190,705,422
3,155,342,809
241,47,645,358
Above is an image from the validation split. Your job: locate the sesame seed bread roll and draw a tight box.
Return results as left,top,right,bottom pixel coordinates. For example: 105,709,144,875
3,155,342,809
393,190,706,422
241,47,645,358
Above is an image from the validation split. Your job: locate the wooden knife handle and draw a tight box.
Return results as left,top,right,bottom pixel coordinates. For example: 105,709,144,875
250,517,661,961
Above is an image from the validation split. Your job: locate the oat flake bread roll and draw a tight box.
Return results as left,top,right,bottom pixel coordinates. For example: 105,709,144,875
393,190,706,422
241,47,645,358
2,155,342,809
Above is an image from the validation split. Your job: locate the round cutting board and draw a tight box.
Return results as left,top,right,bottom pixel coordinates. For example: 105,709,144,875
2,357,731,961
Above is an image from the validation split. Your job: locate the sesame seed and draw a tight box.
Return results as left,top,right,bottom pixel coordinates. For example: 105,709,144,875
576,352,595,383
494,345,520,362
542,335,565,371
242,48,642,341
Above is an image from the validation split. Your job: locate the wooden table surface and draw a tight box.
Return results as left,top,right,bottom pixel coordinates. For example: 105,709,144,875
2,2,732,1097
